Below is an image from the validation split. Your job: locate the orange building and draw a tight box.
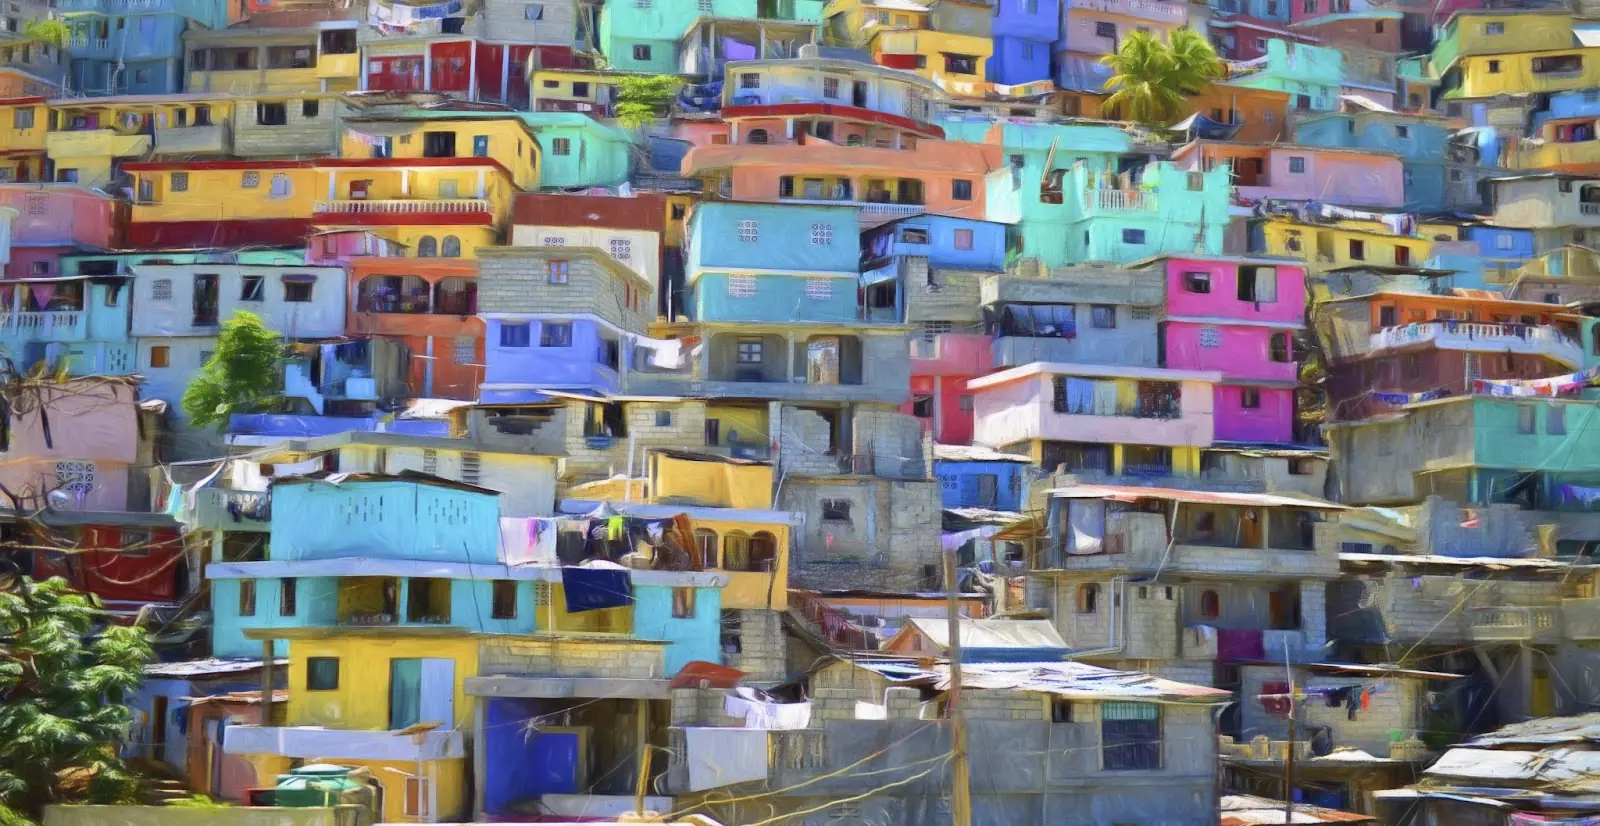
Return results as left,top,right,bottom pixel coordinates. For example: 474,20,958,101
346,257,483,400
1178,87,1293,144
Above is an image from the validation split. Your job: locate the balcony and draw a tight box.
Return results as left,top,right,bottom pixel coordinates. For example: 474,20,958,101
154,123,230,155
1466,606,1562,642
313,199,494,222
782,197,926,223
1565,597,1600,639
45,129,152,160
316,53,360,79
191,488,272,532
1366,321,1584,367
223,725,465,761
0,310,85,338
1082,189,1156,213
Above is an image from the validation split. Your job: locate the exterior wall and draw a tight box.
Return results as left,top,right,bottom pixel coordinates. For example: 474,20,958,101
1212,384,1294,443
129,264,347,338
1238,666,1425,757
866,214,1010,273
0,378,138,511
970,370,1218,449
268,480,501,563
332,445,558,519
346,258,484,400
720,59,936,122
905,373,979,445
0,185,117,250
134,334,212,410
691,272,859,324
43,806,362,826
509,225,660,285
779,476,940,593
720,608,785,683
476,247,652,332
934,459,1027,510
482,317,623,398
635,582,723,674
230,96,340,157
1492,177,1600,229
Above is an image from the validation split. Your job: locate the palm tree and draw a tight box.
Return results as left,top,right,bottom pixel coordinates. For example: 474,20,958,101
1100,28,1225,125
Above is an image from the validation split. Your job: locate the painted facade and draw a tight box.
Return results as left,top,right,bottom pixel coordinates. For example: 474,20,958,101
1224,39,1343,111
1171,140,1406,209
1054,0,1189,93
0,377,142,512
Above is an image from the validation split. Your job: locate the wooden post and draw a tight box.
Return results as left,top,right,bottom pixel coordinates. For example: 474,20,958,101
944,549,971,826
259,639,276,723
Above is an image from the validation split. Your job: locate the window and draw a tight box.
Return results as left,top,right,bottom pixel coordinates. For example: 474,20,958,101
1378,305,1397,327
821,499,852,522
1199,589,1220,619
1495,233,1515,251
740,72,760,90
633,44,652,61
1487,59,1502,74
1077,583,1099,614
653,410,672,427
1348,239,1366,260
240,275,264,301
1091,305,1115,328
256,102,287,126
1183,272,1211,293
1121,229,1145,244
672,587,696,618
280,578,298,616
805,278,832,300
1543,403,1568,436
1095,21,1116,38
417,236,438,257
541,322,573,347
148,345,170,368
500,323,531,347
1295,94,1311,110
823,77,839,98
1199,327,1221,347
1546,292,1563,305
811,223,834,245
609,238,632,260
170,172,188,192
241,171,259,189
1186,171,1204,191
1395,125,1409,139
1102,702,1161,770
943,54,977,74
28,261,45,277
300,99,319,119
492,580,517,619
737,337,764,363
548,260,569,284
728,275,757,298
959,395,974,412
1022,42,1035,60
1288,156,1306,174
951,179,973,200
912,395,934,418
441,236,461,258
1533,55,1582,74
12,106,31,129
954,228,974,250
551,137,571,155
269,173,291,199
283,277,314,302
151,279,173,301
306,657,339,691
402,777,430,819
1518,404,1537,434
525,2,543,18
746,128,769,144
238,580,256,616
1394,246,1411,266
1485,21,1504,34
1240,387,1261,409
1051,699,1074,723
1270,332,1292,362
737,220,759,242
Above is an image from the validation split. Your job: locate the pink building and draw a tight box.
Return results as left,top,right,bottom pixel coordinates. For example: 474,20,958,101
1170,141,1406,210
1142,255,1308,444
0,185,120,279
904,332,991,445
0,378,143,512
304,230,407,266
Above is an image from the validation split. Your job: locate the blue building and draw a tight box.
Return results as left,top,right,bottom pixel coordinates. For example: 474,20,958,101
0,270,134,376
862,214,1011,322
686,201,862,324
206,474,727,673
933,444,1031,511
989,0,1060,86
60,0,233,94
1294,109,1500,213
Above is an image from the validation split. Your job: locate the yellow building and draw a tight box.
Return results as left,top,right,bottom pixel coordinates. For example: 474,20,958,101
44,98,155,186
824,0,930,47
868,28,990,93
339,115,541,191
228,627,478,824
527,68,639,117
565,449,796,612
0,96,48,182
1257,218,1440,286
127,160,322,223
1431,12,1600,99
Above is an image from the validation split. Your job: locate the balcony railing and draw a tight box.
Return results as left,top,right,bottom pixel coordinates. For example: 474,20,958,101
314,198,492,215
1367,321,1583,366
1466,606,1561,641
1084,189,1155,212
0,310,82,334
1582,202,1600,216
781,197,926,221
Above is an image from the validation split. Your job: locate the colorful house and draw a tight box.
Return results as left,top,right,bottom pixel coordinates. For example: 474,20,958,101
686,200,861,325
1177,86,1291,144
1170,140,1406,210
182,23,354,95
868,6,992,94
0,270,134,375
599,0,825,74
989,0,1060,86
62,0,238,96
1252,215,1439,280
933,443,1031,510
0,377,145,512
509,192,675,310
1139,254,1307,444
1053,0,1189,94
346,256,483,400
1224,39,1343,112
1294,106,1498,213
0,184,119,280
710,56,945,149
1428,11,1600,101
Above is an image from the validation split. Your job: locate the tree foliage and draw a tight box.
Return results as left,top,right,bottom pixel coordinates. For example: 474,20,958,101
180,310,284,430
614,74,680,129
0,576,152,820
1100,28,1225,125
20,19,69,50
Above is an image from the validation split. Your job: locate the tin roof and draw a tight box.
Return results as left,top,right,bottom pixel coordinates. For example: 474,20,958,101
933,444,1032,463
1220,795,1375,825
893,618,1069,652
1466,712,1600,747
852,659,1231,703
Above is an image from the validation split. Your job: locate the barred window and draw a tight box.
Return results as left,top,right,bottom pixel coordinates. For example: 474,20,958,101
241,171,259,188
609,238,632,260
736,220,758,243
543,236,566,246
170,172,188,192
1199,327,1221,348
810,223,833,245
805,278,832,300
151,279,172,300
728,274,757,298
55,460,94,494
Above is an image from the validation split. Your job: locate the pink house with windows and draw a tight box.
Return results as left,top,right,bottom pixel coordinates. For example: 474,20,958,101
0,378,143,512
1139,255,1308,444
0,185,120,280
904,331,991,445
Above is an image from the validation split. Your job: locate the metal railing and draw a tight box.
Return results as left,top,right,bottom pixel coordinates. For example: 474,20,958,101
314,198,492,215
1084,189,1155,211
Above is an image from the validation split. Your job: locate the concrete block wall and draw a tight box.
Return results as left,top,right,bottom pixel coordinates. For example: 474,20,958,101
1238,665,1425,757
1366,572,1567,644
777,407,842,477
477,249,652,333
232,100,339,157
559,399,709,490
723,608,786,684
780,476,939,591
478,637,667,679
852,407,929,480
905,264,985,324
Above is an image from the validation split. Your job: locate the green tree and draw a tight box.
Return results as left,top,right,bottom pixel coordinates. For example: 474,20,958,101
181,310,283,430
1100,28,1225,125
614,74,680,129
0,576,152,821
20,19,70,50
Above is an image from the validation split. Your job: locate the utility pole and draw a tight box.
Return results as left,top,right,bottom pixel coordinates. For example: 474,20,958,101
1281,639,1296,826
943,547,972,826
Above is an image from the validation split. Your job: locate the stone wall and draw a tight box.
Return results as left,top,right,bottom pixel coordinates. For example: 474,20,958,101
232,99,339,157
722,608,786,684
477,248,652,333
780,476,941,592
478,636,667,679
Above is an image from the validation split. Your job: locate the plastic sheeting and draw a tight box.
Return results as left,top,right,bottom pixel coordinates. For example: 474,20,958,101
684,727,768,791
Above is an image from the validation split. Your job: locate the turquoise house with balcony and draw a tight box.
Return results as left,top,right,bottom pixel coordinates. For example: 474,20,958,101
0,253,137,375
687,201,861,323
599,0,824,74
1224,39,1343,112
205,474,726,674
61,0,233,95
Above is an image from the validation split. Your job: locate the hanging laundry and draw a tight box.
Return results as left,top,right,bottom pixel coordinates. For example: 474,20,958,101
724,691,812,730
499,518,557,566
1326,686,1352,708
1217,628,1265,663
1261,682,1291,716
560,564,633,612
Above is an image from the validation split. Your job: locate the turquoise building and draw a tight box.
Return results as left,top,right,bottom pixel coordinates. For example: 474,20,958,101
60,0,233,94
599,0,824,74
206,475,726,674
1294,110,1501,212
686,201,862,323
1224,39,1343,112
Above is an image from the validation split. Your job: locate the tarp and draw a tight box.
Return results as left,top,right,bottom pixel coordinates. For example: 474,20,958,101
683,727,768,791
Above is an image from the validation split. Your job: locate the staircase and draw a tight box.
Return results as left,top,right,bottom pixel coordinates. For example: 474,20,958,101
130,759,193,806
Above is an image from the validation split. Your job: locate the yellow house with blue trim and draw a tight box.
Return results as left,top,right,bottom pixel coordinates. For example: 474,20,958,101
224,627,478,824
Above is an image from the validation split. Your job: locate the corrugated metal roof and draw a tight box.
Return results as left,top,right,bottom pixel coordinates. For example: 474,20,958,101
1340,552,1573,570
1220,795,1375,825
852,659,1229,703
1467,713,1600,747
1424,748,1600,783
511,192,668,232
145,658,283,678
1045,485,1347,510
899,619,1068,651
